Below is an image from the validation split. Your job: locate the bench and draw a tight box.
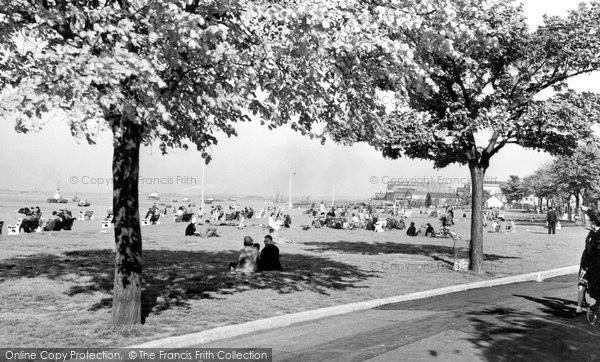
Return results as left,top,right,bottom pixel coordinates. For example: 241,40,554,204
142,213,161,226
7,218,23,235
101,215,114,229
78,210,95,221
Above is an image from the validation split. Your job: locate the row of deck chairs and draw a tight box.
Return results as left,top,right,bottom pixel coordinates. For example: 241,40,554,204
100,213,162,229
5,215,75,235
77,210,95,221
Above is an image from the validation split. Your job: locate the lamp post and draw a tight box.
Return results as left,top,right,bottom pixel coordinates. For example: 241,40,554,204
200,161,205,216
289,171,296,210
332,183,335,208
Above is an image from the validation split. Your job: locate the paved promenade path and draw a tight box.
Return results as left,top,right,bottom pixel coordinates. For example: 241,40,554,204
200,275,600,361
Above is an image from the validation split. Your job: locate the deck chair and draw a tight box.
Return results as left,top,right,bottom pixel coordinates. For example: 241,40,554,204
142,213,161,226
7,218,23,235
84,210,95,220
101,215,114,229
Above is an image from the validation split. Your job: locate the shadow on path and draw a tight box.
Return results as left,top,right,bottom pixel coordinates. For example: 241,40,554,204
466,296,600,361
0,249,377,323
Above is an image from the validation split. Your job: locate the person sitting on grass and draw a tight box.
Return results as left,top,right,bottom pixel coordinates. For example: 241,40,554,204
312,216,322,228
145,207,155,220
374,218,385,232
284,214,292,228
425,223,435,237
198,219,219,238
185,218,198,236
237,216,246,229
351,213,361,228
490,221,501,233
258,235,283,272
228,236,259,274
268,213,284,231
406,222,417,236
505,220,516,233
365,217,375,231
417,223,427,236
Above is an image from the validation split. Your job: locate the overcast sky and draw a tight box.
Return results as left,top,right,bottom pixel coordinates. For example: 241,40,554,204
1,0,598,199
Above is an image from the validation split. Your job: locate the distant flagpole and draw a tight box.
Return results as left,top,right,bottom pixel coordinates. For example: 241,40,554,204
289,171,296,210
332,184,335,207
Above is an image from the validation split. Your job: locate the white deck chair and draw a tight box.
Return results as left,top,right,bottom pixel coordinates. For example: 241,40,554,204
7,218,23,235
85,210,95,220
101,215,114,229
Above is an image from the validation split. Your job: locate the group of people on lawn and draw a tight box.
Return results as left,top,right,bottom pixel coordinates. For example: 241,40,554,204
228,234,283,274
210,205,255,222
184,217,283,274
185,219,220,237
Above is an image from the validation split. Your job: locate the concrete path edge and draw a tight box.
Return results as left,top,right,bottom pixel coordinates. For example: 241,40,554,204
129,265,578,348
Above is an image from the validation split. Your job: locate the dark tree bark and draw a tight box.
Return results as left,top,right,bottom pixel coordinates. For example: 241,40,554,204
469,162,486,274
111,114,143,325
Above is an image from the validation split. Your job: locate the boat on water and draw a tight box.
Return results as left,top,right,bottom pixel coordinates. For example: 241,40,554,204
78,200,91,207
148,192,160,200
205,198,215,204
228,198,238,202
47,187,68,203
73,196,80,203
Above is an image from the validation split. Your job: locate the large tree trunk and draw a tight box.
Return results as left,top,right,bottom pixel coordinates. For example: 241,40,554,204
469,163,486,274
111,114,143,325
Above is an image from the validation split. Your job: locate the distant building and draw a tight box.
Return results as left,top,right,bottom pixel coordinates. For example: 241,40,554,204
373,179,456,205
386,180,455,193
485,196,505,209
373,192,387,201
464,180,503,195
519,195,538,206
427,192,461,207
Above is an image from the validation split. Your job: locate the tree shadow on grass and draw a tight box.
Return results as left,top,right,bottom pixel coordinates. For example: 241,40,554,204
0,249,378,323
465,297,600,361
302,241,519,262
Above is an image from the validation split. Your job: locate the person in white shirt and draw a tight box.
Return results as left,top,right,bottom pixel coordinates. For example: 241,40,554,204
374,218,384,232
268,213,284,231
352,213,360,227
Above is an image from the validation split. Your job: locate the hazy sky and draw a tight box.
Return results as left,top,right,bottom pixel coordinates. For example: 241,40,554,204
1,0,598,199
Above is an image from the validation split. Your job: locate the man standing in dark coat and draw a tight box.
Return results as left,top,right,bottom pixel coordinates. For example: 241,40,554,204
258,235,283,271
547,207,558,235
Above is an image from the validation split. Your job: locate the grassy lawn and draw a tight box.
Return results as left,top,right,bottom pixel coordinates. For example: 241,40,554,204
0,205,587,347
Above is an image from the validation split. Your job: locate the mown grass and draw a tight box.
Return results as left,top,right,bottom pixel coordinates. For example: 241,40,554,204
0,206,587,347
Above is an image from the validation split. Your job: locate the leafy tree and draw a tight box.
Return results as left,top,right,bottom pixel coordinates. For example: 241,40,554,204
324,0,600,273
543,142,600,220
523,164,557,210
500,175,524,206
3,0,275,325
425,193,432,207
0,0,387,324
